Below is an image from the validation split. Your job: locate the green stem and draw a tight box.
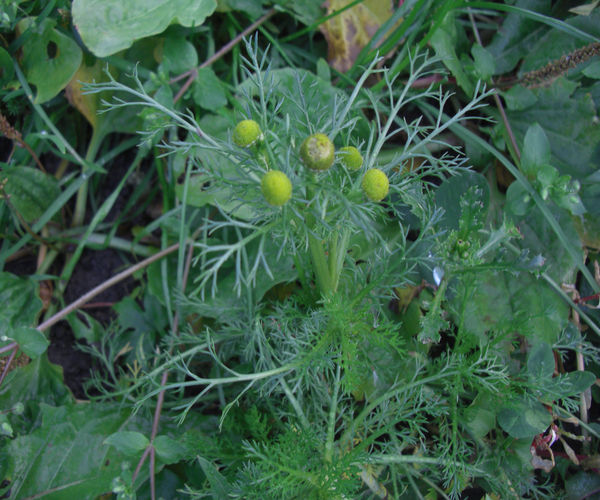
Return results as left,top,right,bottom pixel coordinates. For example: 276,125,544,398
324,363,341,463
72,128,104,228
308,232,332,296
328,228,350,294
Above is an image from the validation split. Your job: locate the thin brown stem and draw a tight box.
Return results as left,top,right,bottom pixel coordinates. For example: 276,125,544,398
0,345,18,386
131,240,196,496
0,112,46,173
0,342,18,355
150,447,156,500
172,8,277,103
37,243,180,332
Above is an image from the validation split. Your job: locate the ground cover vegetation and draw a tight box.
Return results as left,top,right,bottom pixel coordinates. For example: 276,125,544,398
1,0,600,498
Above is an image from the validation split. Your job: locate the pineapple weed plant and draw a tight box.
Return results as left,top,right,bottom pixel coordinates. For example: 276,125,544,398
70,38,599,499
1,4,600,499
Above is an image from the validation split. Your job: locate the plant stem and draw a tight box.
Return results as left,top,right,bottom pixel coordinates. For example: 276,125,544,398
308,232,333,296
36,243,179,332
324,363,341,463
72,127,104,228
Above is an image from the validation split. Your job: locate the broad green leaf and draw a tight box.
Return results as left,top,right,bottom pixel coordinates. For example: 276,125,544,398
319,0,400,73
565,472,600,500
502,85,537,111
4,403,139,500
521,123,550,178
66,310,105,343
583,60,600,78
72,0,217,57
505,180,532,216
2,165,61,223
104,430,149,456
517,204,582,284
485,0,553,75
0,47,14,86
161,36,198,75
66,60,144,135
429,12,473,96
192,67,228,111
17,18,82,103
154,435,187,464
459,271,569,345
471,44,495,81
0,355,70,409
497,397,552,439
11,326,49,358
502,77,600,179
550,371,596,397
526,342,554,380
216,0,264,19
434,171,489,231
0,271,42,331
462,395,496,439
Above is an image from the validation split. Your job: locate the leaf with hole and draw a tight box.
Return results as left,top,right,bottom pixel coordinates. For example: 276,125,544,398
17,18,82,103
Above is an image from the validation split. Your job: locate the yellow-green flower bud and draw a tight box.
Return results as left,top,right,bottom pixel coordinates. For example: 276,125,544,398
299,133,335,171
233,119,262,147
338,146,363,171
362,168,389,202
261,170,292,206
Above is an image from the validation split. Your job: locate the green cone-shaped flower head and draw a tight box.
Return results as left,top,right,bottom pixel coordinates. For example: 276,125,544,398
233,119,263,147
300,133,335,171
261,170,292,206
362,168,389,201
338,146,363,171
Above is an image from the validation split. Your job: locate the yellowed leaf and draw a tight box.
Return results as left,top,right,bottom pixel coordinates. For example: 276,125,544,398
319,0,400,73
65,60,104,128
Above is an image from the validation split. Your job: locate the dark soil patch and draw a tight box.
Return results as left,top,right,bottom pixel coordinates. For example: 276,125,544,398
48,248,136,399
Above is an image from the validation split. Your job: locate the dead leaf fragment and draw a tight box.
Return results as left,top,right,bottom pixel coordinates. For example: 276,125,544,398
319,0,400,73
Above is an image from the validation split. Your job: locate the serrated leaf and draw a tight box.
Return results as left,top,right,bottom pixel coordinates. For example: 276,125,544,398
319,0,400,73
2,165,61,223
72,0,217,57
5,403,139,499
17,18,82,103
104,430,149,456
11,326,49,358
497,397,552,439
